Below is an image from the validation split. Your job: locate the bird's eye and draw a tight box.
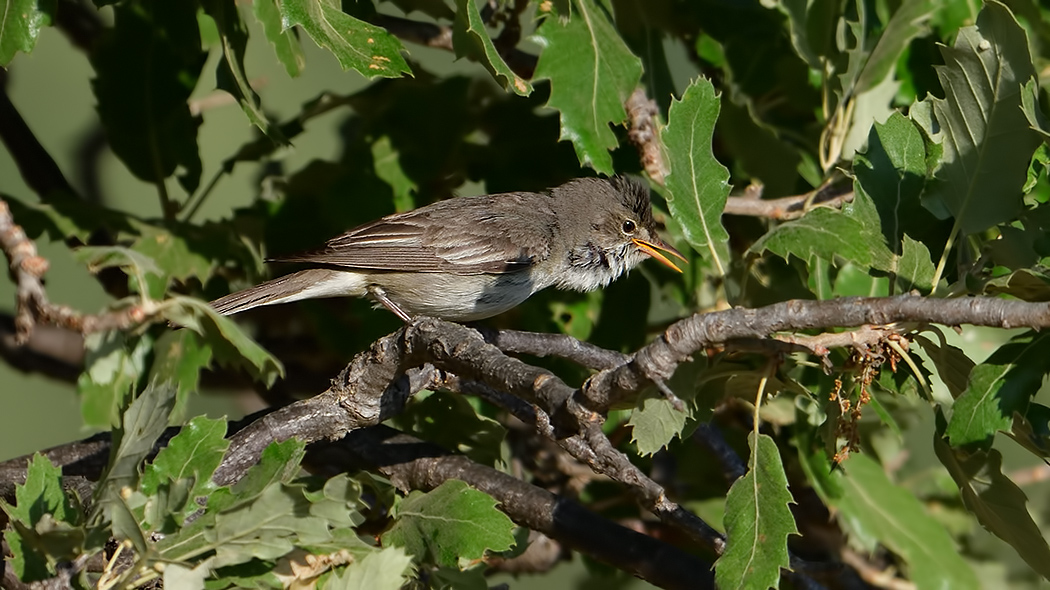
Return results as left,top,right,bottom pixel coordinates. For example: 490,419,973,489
622,219,637,234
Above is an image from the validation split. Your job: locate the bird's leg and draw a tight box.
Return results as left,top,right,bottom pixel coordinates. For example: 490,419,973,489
367,285,413,323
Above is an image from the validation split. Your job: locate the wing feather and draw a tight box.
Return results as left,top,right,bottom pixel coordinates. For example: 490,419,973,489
271,193,556,274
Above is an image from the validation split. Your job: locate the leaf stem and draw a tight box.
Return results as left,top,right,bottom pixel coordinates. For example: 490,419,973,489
182,168,226,223
930,216,962,293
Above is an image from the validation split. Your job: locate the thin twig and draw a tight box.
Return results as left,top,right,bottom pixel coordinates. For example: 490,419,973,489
0,199,145,343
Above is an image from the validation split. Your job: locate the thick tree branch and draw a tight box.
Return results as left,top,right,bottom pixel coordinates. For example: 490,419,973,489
584,294,1050,410
330,426,715,590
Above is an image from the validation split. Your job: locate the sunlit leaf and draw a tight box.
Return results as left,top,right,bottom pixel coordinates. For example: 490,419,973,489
452,0,532,96
0,0,55,65
253,0,305,77
663,77,731,276
715,432,797,590
383,480,515,567
281,0,411,79
532,0,642,173
946,331,1050,448
915,1,1041,234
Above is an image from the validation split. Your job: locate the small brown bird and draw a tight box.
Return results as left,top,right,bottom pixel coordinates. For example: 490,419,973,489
211,176,685,321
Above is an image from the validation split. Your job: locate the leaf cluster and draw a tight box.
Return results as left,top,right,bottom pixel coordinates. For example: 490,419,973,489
4,0,1050,588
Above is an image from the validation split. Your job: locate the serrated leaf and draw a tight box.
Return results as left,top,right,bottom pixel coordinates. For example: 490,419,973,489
629,393,689,456
91,383,177,537
934,440,1050,582
141,416,229,522
854,0,936,93
946,331,1050,448
715,432,796,590
0,455,80,581
984,267,1050,301
749,207,878,267
663,78,731,276
253,0,305,77
163,296,283,387
532,0,642,173
91,2,205,193
834,454,979,590
324,547,414,590
383,480,515,567
281,0,411,79
913,333,975,399
0,0,55,65
228,439,308,504
211,484,329,568
452,0,532,96
132,228,214,284
915,1,1041,234
854,112,928,252
202,0,286,144
304,475,367,529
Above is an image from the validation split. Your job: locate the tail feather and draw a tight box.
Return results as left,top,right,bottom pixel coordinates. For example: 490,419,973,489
210,269,367,315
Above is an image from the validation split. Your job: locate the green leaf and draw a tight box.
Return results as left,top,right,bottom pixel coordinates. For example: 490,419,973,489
324,547,414,590
854,112,929,252
303,475,367,530
833,454,979,590
228,439,307,504
141,416,229,523
771,0,837,70
715,432,796,590
934,440,1050,582
749,207,879,268
854,0,936,93
383,480,515,567
629,358,706,454
663,77,731,276
0,0,55,65
913,333,975,399
629,393,689,456
915,1,1041,234
0,455,80,581
281,0,411,79
163,297,283,387
984,267,1050,301
90,1,205,193
532,0,642,173
371,135,417,212
1021,77,1050,143
149,329,213,421
211,484,328,568
78,331,154,428
156,441,307,564
252,0,305,77
201,0,286,144
92,382,177,541
132,228,214,284
946,331,1050,448
452,0,532,96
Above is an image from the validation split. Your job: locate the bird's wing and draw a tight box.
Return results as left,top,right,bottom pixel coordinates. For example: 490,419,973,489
271,194,557,274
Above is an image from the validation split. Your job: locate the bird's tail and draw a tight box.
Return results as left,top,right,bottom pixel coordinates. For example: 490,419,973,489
210,268,367,315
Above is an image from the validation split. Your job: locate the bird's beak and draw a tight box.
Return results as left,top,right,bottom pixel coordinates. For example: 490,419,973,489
632,237,688,273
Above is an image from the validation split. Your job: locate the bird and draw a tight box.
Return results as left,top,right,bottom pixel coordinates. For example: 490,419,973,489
210,176,686,322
